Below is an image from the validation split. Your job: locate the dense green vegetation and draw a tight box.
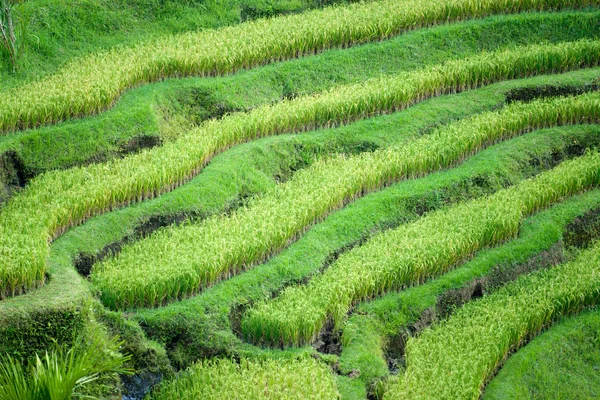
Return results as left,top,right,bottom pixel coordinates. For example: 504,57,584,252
2,0,600,398
92,92,600,309
147,358,340,399
0,327,130,400
338,188,600,397
2,39,599,300
484,308,600,399
384,239,600,399
0,0,346,85
1,10,597,185
243,151,600,345
1,0,594,133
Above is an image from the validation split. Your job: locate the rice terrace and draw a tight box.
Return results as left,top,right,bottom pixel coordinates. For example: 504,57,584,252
2,0,600,398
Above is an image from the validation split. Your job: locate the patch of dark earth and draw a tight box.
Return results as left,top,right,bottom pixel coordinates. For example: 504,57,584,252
504,81,599,104
0,150,33,207
73,210,205,277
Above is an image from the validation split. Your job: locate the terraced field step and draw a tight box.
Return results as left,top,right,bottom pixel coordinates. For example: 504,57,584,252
384,238,600,399
147,358,339,399
93,92,600,310
3,40,597,299
242,151,600,346
337,188,600,398
1,0,594,133
3,73,591,367
1,10,596,194
483,308,600,399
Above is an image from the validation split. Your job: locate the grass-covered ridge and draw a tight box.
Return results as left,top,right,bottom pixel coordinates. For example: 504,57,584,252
337,188,600,398
93,92,600,310
132,125,600,365
2,71,591,376
483,308,600,399
384,239,600,399
0,0,345,87
3,10,597,189
2,40,599,300
242,151,600,346
0,0,596,133
2,1,600,397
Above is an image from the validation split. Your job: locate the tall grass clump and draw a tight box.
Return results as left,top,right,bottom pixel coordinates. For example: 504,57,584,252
383,240,600,400
0,0,19,69
242,151,600,346
92,92,600,310
1,41,599,299
147,357,339,400
0,0,596,132
0,335,129,400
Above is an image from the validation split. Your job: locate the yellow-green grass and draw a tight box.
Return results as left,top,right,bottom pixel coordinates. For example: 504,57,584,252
337,186,600,397
1,0,595,133
1,10,598,186
147,357,339,400
93,92,600,310
2,41,597,299
384,241,600,400
0,0,333,89
242,151,600,346
483,308,600,399
112,124,600,369
2,72,592,367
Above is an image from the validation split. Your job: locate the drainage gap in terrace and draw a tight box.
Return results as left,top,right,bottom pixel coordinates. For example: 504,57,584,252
564,206,600,249
504,81,599,104
73,210,205,277
0,150,33,207
118,135,163,157
158,87,244,134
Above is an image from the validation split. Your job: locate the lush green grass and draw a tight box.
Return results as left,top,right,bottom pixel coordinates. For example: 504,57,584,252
337,188,600,398
2,0,595,133
384,237,600,399
91,90,600,309
0,328,129,400
483,308,600,400
133,123,600,367
243,150,600,346
2,10,597,180
147,357,340,400
1,10,598,188
2,105,597,395
3,40,597,300
3,68,582,315
42,69,600,264
2,2,600,398
1,0,339,87
1,70,598,394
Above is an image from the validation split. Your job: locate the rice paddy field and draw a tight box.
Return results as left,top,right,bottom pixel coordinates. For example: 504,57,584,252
1,0,600,398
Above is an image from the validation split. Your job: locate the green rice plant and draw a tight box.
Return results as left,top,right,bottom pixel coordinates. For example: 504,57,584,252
92,92,600,310
147,357,339,400
336,187,600,395
1,41,599,299
0,334,129,400
242,151,600,346
483,308,600,399
0,0,596,133
383,240,600,400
